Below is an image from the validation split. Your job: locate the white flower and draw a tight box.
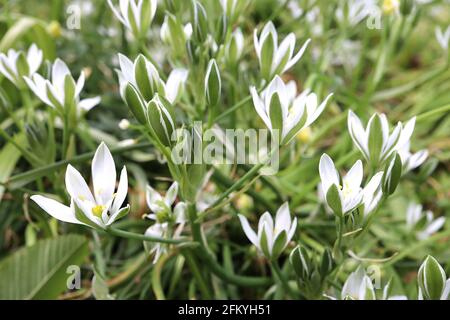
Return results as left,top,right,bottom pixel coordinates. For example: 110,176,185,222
146,181,186,224
144,182,186,264
31,142,129,229
238,202,297,259
348,111,416,167
406,203,445,240
107,0,157,39
250,76,333,144
254,21,311,80
144,222,169,263
336,0,379,26
0,44,42,88
435,26,450,51
119,118,130,130
160,14,192,48
341,266,407,300
397,141,428,173
163,69,189,104
319,154,383,216
24,58,100,114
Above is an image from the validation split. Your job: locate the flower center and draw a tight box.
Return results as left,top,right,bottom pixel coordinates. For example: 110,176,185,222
92,205,106,217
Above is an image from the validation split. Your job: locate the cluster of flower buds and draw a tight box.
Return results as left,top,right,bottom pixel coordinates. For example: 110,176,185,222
238,203,297,260
25,58,100,115
31,143,129,229
0,44,42,89
117,54,188,146
144,182,186,263
319,154,384,217
254,21,311,81
250,76,333,145
107,0,157,40
418,255,450,300
289,245,335,299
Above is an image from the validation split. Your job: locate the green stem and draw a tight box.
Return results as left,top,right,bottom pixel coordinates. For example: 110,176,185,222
182,249,213,299
270,260,296,299
151,252,174,300
187,203,271,287
104,226,189,244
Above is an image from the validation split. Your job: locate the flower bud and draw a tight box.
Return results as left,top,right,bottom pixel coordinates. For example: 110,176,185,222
400,0,414,16
134,54,160,101
382,153,402,196
122,83,147,125
290,245,312,280
418,256,447,300
190,0,208,44
319,248,335,278
146,94,176,147
215,14,228,45
225,28,244,66
204,59,221,107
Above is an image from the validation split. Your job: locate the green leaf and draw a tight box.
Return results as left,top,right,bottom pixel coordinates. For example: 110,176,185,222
0,235,89,299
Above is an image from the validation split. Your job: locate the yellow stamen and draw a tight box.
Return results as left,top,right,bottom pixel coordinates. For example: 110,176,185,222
92,205,106,217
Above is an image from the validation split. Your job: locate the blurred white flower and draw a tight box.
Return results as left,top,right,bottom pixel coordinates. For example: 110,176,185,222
397,141,428,173
24,58,100,114
435,26,450,51
119,118,130,130
0,44,42,88
250,76,333,144
254,21,311,80
348,111,416,167
319,154,383,216
336,0,378,26
31,142,129,229
341,266,407,300
406,203,445,240
107,0,157,39
238,202,297,259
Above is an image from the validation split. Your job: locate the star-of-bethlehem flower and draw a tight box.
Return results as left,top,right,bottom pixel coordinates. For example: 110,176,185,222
250,75,333,145
238,202,297,260
348,110,416,168
0,43,42,88
319,153,384,217
340,266,407,300
144,182,186,263
24,58,101,114
107,0,157,39
435,25,450,51
31,142,129,229
254,21,311,80
406,203,445,240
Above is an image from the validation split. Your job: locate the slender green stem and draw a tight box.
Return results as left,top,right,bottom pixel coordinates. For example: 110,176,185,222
104,226,189,244
187,203,271,287
270,260,296,299
416,104,450,122
182,249,213,299
151,252,174,300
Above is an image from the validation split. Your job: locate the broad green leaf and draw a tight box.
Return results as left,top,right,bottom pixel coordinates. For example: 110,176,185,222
0,234,89,300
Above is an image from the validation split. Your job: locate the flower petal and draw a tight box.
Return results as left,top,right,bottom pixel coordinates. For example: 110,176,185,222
92,142,116,205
